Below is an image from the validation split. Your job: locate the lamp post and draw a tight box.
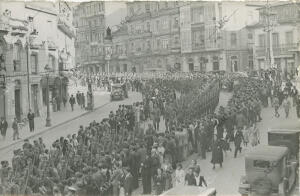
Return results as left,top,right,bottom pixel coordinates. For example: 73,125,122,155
0,66,6,119
44,64,52,127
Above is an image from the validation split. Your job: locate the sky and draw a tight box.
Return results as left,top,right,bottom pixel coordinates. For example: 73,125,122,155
105,1,126,16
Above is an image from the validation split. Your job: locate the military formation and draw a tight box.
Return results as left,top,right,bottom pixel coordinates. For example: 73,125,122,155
0,70,298,196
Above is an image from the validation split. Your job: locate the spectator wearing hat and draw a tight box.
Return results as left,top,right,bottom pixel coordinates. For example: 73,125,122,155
12,117,20,140
154,168,165,195
122,167,133,196
27,109,35,132
0,117,7,140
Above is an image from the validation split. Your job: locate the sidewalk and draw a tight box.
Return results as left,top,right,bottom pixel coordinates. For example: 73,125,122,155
0,90,111,150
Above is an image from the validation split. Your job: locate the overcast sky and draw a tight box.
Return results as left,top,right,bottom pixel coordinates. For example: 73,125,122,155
105,1,126,16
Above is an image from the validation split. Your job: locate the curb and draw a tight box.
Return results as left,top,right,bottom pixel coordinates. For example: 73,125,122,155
0,100,111,152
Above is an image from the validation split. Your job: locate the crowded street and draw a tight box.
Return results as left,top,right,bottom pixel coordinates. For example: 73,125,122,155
0,1,300,196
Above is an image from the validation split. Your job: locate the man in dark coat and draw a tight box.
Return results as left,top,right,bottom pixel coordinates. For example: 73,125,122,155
123,167,133,196
0,117,8,140
233,128,244,158
27,109,35,132
141,154,152,194
69,95,76,111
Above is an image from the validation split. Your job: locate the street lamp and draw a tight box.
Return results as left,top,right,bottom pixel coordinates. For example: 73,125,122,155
44,64,52,127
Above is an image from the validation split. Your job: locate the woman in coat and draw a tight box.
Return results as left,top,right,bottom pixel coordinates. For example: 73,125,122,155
211,137,223,169
174,163,185,187
154,168,165,195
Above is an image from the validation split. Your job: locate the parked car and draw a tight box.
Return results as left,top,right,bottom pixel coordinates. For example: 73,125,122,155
239,145,298,196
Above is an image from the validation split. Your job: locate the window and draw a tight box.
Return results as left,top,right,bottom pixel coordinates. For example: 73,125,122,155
146,22,150,32
30,54,38,74
162,19,168,29
192,7,204,23
258,34,266,47
162,39,169,49
285,31,293,44
165,2,168,8
253,160,270,169
174,36,179,45
248,33,253,39
99,3,102,12
174,17,179,28
49,55,55,71
272,33,279,47
145,3,150,12
157,39,161,49
156,20,160,31
130,6,134,16
192,31,205,48
230,33,237,46
147,40,151,50
13,43,22,72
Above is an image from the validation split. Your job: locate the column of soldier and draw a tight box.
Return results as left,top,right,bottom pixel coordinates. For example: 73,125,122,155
0,72,272,196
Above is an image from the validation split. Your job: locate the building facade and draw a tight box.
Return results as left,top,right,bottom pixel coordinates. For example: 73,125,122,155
252,2,300,77
0,2,75,121
73,1,106,73
107,1,259,73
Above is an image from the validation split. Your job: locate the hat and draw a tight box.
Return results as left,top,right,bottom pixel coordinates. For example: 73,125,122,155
67,186,77,192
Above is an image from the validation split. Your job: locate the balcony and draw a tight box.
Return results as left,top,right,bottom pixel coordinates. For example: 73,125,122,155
0,16,10,34
58,14,75,38
255,43,299,57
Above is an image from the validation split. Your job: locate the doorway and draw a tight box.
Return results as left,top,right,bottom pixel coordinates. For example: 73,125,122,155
213,61,219,71
14,89,21,121
188,58,194,72
31,84,40,116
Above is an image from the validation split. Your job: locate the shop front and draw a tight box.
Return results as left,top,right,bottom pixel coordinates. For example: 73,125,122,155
41,76,69,112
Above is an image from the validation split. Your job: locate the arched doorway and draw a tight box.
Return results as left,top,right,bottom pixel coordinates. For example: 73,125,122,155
188,58,194,72
212,56,219,71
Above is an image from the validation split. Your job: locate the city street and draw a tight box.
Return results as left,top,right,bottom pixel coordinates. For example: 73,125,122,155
0,91,142,162
0,88,299,196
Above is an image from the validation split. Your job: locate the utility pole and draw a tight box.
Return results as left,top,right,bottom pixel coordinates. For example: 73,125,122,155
262,0,275,70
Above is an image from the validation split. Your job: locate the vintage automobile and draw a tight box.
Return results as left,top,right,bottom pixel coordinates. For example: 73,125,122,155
268,122,300,161
160,185,217,196
110,84,125,101
238,145,298,196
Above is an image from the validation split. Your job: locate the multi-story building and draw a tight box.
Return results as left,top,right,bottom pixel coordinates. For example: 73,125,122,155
110,1,183,73
251,2,300,77
109,1,259,73
180,1,259,72
73,1,106,73
0,2,75,121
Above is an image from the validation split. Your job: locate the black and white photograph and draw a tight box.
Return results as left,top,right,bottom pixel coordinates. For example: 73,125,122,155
0,0,299,196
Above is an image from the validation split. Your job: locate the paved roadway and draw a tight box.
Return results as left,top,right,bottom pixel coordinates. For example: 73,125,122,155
0,90,299,196
0,91,142,162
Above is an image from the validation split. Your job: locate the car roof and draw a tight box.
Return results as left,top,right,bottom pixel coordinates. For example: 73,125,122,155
160,185,216,196
269,121,300,130
268,129,300,134
246,145,289,161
